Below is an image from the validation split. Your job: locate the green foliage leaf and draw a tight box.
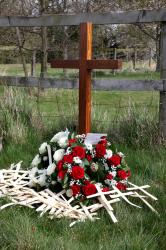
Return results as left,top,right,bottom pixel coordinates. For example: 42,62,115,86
82,158,90,167
51,172,57,180
62,174,69,189
109,143,117,153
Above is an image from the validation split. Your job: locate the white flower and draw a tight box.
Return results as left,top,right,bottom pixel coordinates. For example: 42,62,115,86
51,180,56,185
70,180,75,186
66,189,73,197
104,179,117,187
73,157,82,164
38,169,47,175
47,163,56,175
39,142,47,154
104,162,109,171
110,180,117,186
104,179,110,186
53,149,65,162
109,171,116,177
29,167,38,178
58,136,68,148
28,179,37,188
66,147,72,155
31,154,41,167
43,156,48,161
52,147,57,152
90,163,98,172
76,134,85,139
118,152,125,158
37,174,47,187
104,149,113,159
85,143,93,151
50,129,69,143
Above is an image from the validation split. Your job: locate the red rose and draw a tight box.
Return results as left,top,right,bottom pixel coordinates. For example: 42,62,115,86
63,154,73,164
57,170,66,180
71,184,81,196
71,166,84,180
84,180,91,185
96,143,106,158
86,154,92,162
68,139,76,146
116,182,127,190
82,183,97,196
73,146,85,159
99,138,107,147
108,154,121,166
102,187,110,192
117,170,127,179
105,173,113,180
57,160,63,171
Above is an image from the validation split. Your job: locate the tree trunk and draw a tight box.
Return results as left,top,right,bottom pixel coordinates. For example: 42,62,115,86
113,47,117,75
40,0,48,78
16,27,28,77
131,47,137,70
63,45,68,78
149,47,152,68
40,26,48,78
63,26,68,78
156,24,161,72
31,49,36,77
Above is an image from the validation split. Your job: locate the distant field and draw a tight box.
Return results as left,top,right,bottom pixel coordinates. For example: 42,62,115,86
0,63,160,79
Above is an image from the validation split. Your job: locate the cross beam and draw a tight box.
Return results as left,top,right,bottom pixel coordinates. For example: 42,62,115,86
51,23,122,134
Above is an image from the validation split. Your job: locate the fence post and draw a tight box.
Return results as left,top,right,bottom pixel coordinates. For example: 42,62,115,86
159,22,166,139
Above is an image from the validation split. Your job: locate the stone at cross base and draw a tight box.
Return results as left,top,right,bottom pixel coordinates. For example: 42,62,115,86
51,22,122,135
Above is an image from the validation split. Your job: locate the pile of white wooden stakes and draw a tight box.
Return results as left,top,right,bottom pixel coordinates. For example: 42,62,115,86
0,162,158,227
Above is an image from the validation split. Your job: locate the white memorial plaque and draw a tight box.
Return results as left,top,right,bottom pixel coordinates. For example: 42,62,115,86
85,133,107,145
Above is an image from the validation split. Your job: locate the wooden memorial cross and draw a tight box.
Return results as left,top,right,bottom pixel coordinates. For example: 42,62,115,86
51,23,122,134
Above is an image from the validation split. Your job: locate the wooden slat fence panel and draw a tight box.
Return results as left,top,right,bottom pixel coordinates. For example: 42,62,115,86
0,9,166,27
0,76,164,91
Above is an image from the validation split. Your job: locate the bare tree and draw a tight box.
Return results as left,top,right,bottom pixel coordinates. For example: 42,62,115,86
40,0,48,78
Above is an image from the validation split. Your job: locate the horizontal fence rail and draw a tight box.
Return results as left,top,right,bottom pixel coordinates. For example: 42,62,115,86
0,9,166,27
0,76,165,91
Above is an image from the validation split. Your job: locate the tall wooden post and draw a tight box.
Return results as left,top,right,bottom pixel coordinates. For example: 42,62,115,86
159,22,166,139
79,23,92,134
50,23,122,135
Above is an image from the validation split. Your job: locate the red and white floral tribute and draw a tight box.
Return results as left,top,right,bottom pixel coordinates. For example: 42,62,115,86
29,129,131,200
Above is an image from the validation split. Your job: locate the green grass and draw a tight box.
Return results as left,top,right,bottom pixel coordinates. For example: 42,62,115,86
0,63,160,79
0,78,165,249
0,135,165,250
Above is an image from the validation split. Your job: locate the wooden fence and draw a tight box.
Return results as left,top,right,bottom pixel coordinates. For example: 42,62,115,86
0,9,166,138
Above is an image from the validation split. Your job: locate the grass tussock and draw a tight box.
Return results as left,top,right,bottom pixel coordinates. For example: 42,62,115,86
111,103,159,147
92,100,159,148
0,87,44,143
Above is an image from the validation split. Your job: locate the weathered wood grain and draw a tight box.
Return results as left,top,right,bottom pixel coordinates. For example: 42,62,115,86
0,76,164,91
79,23,92,134
87,60,122,69
0,9,166,27
50,60,80,69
